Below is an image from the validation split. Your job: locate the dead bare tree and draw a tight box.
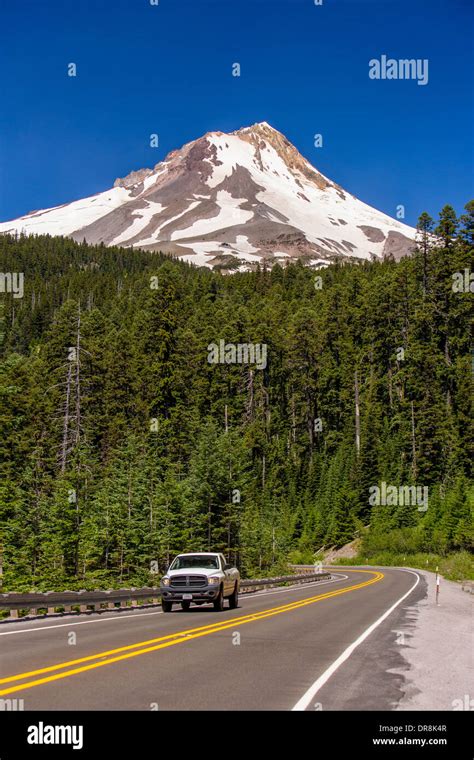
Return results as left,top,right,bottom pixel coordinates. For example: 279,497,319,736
354,369,361,456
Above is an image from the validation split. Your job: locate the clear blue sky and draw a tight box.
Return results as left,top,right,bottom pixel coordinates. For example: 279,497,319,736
0,0,472,226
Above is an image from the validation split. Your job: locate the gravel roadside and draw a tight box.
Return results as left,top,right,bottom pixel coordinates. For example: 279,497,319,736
394,568,473,710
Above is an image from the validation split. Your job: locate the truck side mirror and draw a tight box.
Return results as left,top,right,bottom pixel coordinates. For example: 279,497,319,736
224,563,232,570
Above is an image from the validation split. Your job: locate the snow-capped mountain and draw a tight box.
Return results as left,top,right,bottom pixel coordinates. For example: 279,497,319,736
0,122,416,269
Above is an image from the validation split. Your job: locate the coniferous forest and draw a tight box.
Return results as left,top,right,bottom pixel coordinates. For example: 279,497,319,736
0,203,473,591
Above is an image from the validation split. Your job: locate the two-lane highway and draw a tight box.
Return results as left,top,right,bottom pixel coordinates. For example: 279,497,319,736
0,568,422,710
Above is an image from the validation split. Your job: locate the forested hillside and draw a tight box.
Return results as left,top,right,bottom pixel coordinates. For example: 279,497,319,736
0,203,473,590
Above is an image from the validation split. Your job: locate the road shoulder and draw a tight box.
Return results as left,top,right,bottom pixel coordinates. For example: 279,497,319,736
394,568,473,711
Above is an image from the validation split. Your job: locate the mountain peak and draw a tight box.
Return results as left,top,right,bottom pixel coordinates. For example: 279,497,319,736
233,121,286,142
236,121,278,132
0,123,417,271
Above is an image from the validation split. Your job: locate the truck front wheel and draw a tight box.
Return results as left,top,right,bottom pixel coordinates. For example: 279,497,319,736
228,582,239,609
213,586,224,611
181,601,191,611
162,600,173,613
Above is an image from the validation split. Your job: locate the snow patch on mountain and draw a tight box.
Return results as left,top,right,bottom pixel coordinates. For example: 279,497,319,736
110,200,166,246
171,191,253,240
1,187,133,237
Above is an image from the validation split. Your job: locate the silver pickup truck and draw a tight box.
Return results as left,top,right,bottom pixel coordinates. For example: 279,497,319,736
160,552,240,612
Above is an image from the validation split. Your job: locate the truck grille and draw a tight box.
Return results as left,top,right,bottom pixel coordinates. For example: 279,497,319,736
170,575,207,588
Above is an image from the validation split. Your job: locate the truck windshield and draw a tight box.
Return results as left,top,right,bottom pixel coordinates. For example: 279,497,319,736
170,555,219,570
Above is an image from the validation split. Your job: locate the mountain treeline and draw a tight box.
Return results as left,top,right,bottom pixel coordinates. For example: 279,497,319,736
0,202,473,590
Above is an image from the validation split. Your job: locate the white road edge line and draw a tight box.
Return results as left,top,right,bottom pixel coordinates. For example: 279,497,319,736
0,574,348,636
292,569,420,711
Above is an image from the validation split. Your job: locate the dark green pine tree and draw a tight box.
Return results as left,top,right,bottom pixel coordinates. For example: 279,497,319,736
459,200,474,244
416,211,434,294
435,205,458,249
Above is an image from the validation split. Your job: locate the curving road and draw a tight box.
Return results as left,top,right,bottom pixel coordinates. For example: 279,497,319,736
0,567,424,711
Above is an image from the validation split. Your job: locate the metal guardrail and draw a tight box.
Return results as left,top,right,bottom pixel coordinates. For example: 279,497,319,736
0,570,331,621
240,571,330,591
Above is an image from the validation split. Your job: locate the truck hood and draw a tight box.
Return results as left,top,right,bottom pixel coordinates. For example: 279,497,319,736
166,567,221,578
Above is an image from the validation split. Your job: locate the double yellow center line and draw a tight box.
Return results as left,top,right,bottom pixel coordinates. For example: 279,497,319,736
0,569,383,696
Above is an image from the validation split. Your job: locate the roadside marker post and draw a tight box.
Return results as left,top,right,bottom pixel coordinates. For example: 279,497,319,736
436,566,440,605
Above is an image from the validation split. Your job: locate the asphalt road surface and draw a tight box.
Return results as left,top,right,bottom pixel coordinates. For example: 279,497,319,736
0,567,424,711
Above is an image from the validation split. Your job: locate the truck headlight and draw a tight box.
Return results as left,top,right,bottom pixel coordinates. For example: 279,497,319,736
161,577,170,586
208,576,220,585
